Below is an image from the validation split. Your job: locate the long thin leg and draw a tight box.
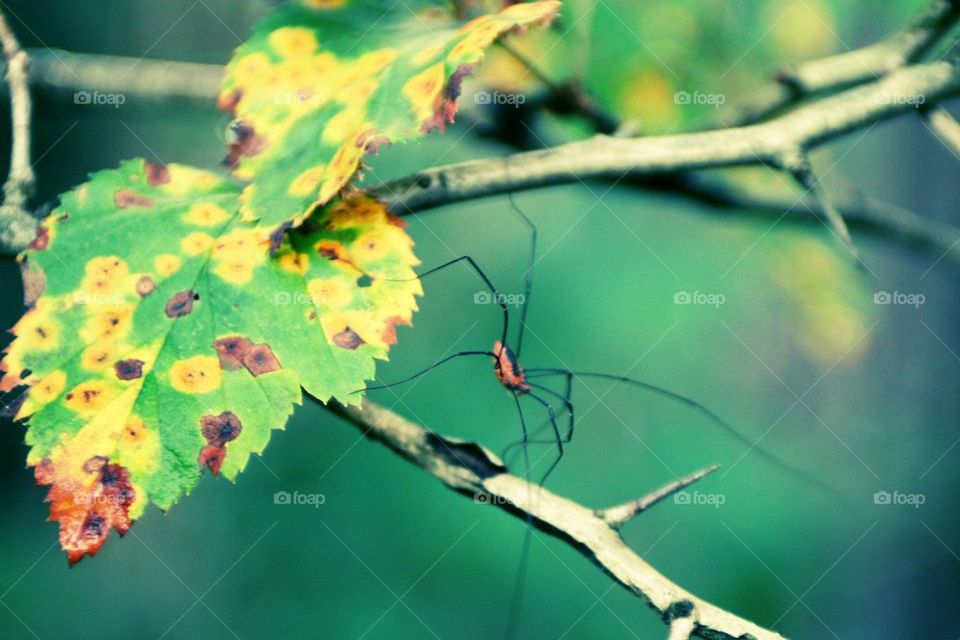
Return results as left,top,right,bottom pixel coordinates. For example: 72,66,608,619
378,255,511,356
505,387,535,640
507,194,537,359
512,390,531,481
523,391,566,485
501,376,574,461
356,351,494,394
526,368,836,494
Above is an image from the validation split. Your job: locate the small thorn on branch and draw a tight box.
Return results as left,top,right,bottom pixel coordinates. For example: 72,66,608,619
601,464,720,528
788,160,860,263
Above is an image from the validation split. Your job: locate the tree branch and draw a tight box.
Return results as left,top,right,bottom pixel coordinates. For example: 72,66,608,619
3,49,958,266
720,0,960,125
373,59,960,215
0,9,37,255
328,400,787,640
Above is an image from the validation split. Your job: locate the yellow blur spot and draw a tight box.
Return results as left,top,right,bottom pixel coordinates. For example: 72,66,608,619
269,27,318,58
169,355,223,394
214,258,255,285
307,278,352,308
155,254,182,276
81,344,115,371
81,307,133,343
32,370,67,404
184,202,230,227
64,380,116,415
279,251,310,276
181,232,214,256
403,63,445,123
81,256,129,295
288,166,326,197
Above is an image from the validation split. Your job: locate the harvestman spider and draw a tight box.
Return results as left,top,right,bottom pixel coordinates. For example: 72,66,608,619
356,195,810,487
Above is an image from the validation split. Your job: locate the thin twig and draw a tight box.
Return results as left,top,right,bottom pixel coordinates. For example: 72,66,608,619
602,464,720,529
0,8,37,255
328,400,787,640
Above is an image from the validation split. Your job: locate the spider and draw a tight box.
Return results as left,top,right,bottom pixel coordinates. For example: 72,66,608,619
353,194,810,487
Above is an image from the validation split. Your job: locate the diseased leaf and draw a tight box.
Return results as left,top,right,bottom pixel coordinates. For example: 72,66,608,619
1,159,420,563
218,0,560,230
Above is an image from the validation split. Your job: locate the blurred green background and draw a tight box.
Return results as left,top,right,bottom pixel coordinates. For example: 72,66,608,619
1,1,959,639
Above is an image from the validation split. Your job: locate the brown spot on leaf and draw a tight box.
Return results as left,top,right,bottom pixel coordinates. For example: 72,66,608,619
381,316,406,346
114,359,144,381
145,162,171,186
200,411,243,446
165,290,197,318
199,411,242,475
213,335,253,370
269,221,293,255
36,456,136,565
224,120,267,168
29,226,49,251
199,445,227,475
114,189,155,209
20,261,46,307
136,276,156,297
242,343,281,376
332,328,364,350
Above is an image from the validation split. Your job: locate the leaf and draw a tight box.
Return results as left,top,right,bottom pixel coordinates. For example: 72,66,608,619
1,159,421,563
218,0,560,230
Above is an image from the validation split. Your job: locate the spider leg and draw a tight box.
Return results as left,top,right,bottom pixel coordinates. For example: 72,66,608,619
523,391,566,486
501,375,574,462
525,368,837,495
356,351,494,394
507,194,537,360
378,255,511,357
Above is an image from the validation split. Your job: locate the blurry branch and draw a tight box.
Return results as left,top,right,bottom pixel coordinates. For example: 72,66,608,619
375,59,960,213
658,174,960,268
2,49,959,267
0,10,38,255
921,104,960,156
720,0,960,126
24,49,223,105
328,400,787,640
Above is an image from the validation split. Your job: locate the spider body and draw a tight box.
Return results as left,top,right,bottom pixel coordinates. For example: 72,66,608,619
493,340,530,393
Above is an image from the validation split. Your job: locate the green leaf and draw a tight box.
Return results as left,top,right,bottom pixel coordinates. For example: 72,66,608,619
218,0,560,230
1,159,421,563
